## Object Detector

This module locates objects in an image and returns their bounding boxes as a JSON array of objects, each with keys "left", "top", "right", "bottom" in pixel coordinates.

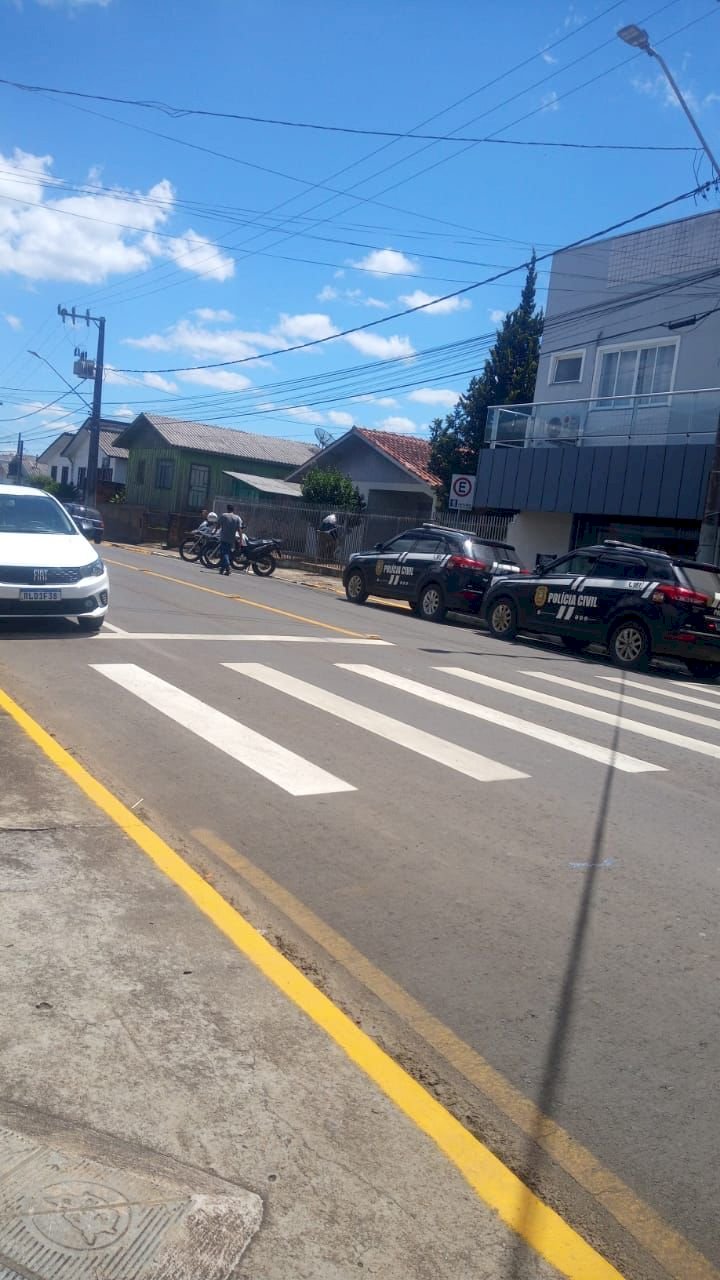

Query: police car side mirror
[{"left": 374, "top": 542, "right": 383, "bottom": 551}]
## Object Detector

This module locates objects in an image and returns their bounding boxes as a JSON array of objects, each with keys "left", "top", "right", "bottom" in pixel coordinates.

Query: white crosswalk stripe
[
  {"left": 599, "top": 675, "right": 720, "bottom": 711},
  {"left": 338, "top": 665, "right": 662, "bottom": 774},
  {"left": 441, "top": 668, "right": 720, "bottom": 762},
  {"left": 224, "top": 662, "right": 527, "bottom": 784},
  {"left": 522, "top": 670, "right": 720, "bottom": 732},
  {"left": 91, "top": 663, "right": 355, "bottom": 797}
]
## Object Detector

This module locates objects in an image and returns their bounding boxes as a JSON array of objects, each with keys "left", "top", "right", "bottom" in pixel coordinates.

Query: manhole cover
[{"left": 0, "top": 1125, "right": 262, "bottom": 1278}]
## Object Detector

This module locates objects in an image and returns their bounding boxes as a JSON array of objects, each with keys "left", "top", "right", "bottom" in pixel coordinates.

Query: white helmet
[{"left": 207, "top": 511, "right": 218, "bottom": 522}]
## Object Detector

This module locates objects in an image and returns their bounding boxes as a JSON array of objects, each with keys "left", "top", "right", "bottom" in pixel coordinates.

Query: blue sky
[{"left": 1, "top": 0, "right": 719, "bottom": 456}]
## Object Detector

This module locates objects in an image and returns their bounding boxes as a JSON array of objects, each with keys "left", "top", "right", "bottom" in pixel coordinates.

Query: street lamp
[{"left": 617, "top": 24, "right": 720, "bottom": 180}]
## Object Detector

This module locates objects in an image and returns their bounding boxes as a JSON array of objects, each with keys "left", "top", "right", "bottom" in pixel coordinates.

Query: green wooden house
[{"left": 115, "top": 414, "right": 316, "bottom": 514}]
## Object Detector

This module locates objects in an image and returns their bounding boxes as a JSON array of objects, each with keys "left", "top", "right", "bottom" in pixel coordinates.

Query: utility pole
[
  {"left": 15, "top": 433, "right": 23, "bottom": 486},
  {"left": 58, "top": 305, "right": 106, "bottom": 505}
]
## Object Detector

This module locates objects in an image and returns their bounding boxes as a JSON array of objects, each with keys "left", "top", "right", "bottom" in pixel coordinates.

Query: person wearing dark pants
[{"left": 217, "top": 504, "right": 243, "bottom": 576}]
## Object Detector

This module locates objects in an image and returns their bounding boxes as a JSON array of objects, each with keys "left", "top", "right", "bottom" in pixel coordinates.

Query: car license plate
[{"left": 19, "top": 589, "right": 61, "bottom": 602}]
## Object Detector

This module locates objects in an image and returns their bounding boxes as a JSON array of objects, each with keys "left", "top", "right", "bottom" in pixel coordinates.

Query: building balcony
[{"left": 486, "top": 388, "right": 720, "bottom": 449}]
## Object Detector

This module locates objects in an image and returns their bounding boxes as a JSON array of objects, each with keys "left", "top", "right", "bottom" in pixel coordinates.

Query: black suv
[
  {"left": 482, "top": 539, "right": 720, "bottom": 678},
  {"left": 343, "top": 524, "right": 524, "bottom": 622},
  {"left": 64, "top": 503, "right": 104, "bottom": 544}
]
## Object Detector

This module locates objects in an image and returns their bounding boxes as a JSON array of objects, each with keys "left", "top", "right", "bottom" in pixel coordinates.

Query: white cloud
[
  {"left": 104, "top": 364, "right": 177, "bottom": 393},
  {"left": 540, "top": 90, "right": 560, "bottom": 112},
  {"left": 318, "top": 283, "right": 390, "bottom": 310},
  {"left": 351, "top": 247, "right": 420, "bottom": 277},
  {"left": 380, "top": 415, "right": 423, "bottom": 434},
  {"left": 192, "top": 307, "right": 235, "bottom": 323},
  {"left": 317, "top": 284, "right": 337, "bottom": 302},
  {"left": 123, "top": 318, "right": 280, "bottom": 362},
  {"left": 399, "top": 288, "right": 471, "bottom": 316},
  {"left": 327, "top": 410, "right": 354, "bottom": 427},
  {"left": 345, "top": 331, "right": 415, "bottom": 359},
  {"left": 3, "top": 313, "right": 22, "bottom": 330},
  {"left": 407, "top": 388, "right": 458, "bottom": 407},
  {"left": 36, "top": 0, "right": 110, "bottom": 7},
  {"left": 277, "top": 312, "right": 338, "bottom": 342},
  {"left": 0, "top": 149, "right": 235, "bottom": 286},
  {"left": 178, "top": 368, "right": 253, "bottom": 392},
  {"left": 563, "top": 5, "right": 584, "bottom": 29},
  {"left": 630, "top": 72, "right": 719, "bottom": 115},
  {"left": 112, "top": 405, "right": 135, "bottom": 419},
  {"left": 142, "top": 372, "right": 178, "bottom": 393},
  {"left": 489, "top": 308, "right": 506, "bottom": 324},
  {"left": 541, "top": 48, "right": 557, "bottom": 64},
  {"left": 284, "top": 405, "right": 322, "bottom": 424},
  {"left": 353, "top": 394, "right": 398, "bottom": 407}
]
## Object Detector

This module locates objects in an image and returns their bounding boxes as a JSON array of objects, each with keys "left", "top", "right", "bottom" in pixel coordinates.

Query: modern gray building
[{"left": 476, "top": 208, "right": 720, "bottom": 567}]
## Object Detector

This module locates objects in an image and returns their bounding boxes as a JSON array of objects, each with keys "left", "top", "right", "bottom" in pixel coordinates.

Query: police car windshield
[
  {"left": 469, "top": 541, "right": 520, "bottom": 565},
  {"left": 682, "top": 565, "right": 720, "bottom": 598},
  {"left": 0, "top": 493, "right": 77, "bottom": 535}
]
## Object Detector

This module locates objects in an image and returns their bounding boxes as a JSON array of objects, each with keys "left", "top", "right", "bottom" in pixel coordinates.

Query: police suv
[
  {"left": 482, "top": 540, "right": 720, "bottom": 678},
  {"left": 343, "top": 523, "right": 524, "bottom": 622}
]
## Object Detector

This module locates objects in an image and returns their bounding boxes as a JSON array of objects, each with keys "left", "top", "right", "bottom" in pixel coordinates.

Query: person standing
[{"left": 217, "top": 504, "right": 243, "bottom": 576}]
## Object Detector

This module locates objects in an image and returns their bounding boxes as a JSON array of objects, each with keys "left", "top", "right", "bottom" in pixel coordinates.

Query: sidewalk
[{"left": 0, "top": 708, "right": 579, "bottom": 1279}]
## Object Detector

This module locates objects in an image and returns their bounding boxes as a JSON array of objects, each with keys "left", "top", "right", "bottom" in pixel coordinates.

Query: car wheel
[
  {"left": 345, "top": 570, "right": 368, "bottom": 604},
  {"left": 77, "top": 616, "right": 104, "bottom": 633},
  {"left": 94, "top": 535, "right": 103, "bottom": 544},
  {"left": 419, "top": 583, "right": 446, "bottom": 622},
  {"left": 685, "top": 660, "right": 720, "bottom": 681},
  {"left": 608, "top": 619, "right": 650, "bottom": 671},
  {"left": 488, "top": 596, "right": 518, "bottom": 640},
  {"left": 561, "top": 636, "right": 588, "bottom": 654}
]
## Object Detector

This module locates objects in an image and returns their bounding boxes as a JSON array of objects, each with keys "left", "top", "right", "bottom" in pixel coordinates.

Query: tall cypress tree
[{"left": 428, "top": 255, "right": 543, "bottom": 498}]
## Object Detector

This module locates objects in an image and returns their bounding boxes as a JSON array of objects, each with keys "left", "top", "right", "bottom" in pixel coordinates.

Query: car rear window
[
  {"left": 467, "top": 541, "right": 520, "bottom": 565},
  {"left": 0, "top": 493, "right": 77, "bottom": 535},
  {"left": 85, "top": 508, "right": 101, "bottom": 520},
  {"left": 681, "top": 565, "right": 720, "bottom": 599}
]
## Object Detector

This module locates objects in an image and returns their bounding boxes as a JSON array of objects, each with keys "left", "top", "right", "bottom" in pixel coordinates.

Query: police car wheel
[
  {"left": 685, "top": 660, "right": 720, "bottom": 681},
  {"left": 488, "top": 597, "right": 517, "bottom": 640},
  {"left": 345, "top": 570, "right": 368, "bottom": 604},
  {"left": 419, "top": 583, "right": 446, "bottom": 622},
  {"left": 608, "top": 619, "right": 650, "bottom": 670}
]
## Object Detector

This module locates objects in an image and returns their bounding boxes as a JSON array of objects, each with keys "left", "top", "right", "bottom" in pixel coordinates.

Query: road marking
[
  {"left": 193, "top": 826, "right": 717, "bottom": 1280},
  {"left": 338, "top": 666, "right": 662, "bottom": 774},
  {"left": 523, "top": 670, "right": 720, "bottom": 732},
  {"left": 102, "top": 620, "right": 128, "bottom": 635},
  {"left": 685, "top": 681, "right": 720, "bottom": 697},
  {"left": 91, "top": 663, "right": 354, "bottom": 797},
  {"left": 0, "top": 683, "right": 627, "bottom": 1280},
  {"left": 96, "top": 633, "right": 392, "bottom": 644},
  {"left": 103, "top": 557, "right": 379, "bottom": 638},
  {"left": 224, "top": 663, "right": 526, "bottom": 784},
  {"left": 599, "top": 675, "right": 720, "bottom": 710},
  {"left": 442, "top": 668, "right": 720, "bottom": 762}
]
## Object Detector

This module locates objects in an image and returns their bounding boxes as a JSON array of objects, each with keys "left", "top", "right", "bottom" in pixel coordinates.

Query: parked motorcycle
[
  {"left": 180, "top": 519, "right": 219, "bottom": 562},
  {"left": 233, "top": 535, "right": 282, "bottom": 576}
]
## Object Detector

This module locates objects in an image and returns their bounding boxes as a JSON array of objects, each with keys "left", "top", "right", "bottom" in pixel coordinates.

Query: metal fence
[{"left": 207, "top": 496, "right": 511, "bottom": 564}]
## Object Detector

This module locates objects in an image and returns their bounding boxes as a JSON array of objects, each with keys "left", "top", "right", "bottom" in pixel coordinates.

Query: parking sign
[{"left": 448, "top": 474, "right": 476, "bottom": 510}]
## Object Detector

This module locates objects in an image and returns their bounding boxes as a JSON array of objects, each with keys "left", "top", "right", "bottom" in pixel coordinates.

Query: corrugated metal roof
[
  {"left": 137, "top": 414, "right": 316, "bottom": 466},
  {"left": 223, "top": 471, "right": 303, "bottom": 497},
  {"left": 99, "top": 430, "right": 129, "bottom": 459}
]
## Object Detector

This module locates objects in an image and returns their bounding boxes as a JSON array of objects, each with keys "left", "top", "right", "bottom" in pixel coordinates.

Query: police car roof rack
[
  {"left": 422, "top": 522, "right": 509, "bottom": 541},
  {"left": 602, "top": 538, "right": 670, "bottom": 557}
]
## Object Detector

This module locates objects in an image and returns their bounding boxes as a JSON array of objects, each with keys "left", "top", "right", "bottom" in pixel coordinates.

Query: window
[
  {"left": 386, "top": 535, "right": 420, "bottom": 554},
  {"left": 50, "top": 465, "right": 57, "bottom": 480},
  {"left": 77, "top": 466, "right": 87, "bottom": 488},
  {"left": 61, "top": 466, "right": 69, "bottom": 485},
  {"left": 468, "top": 540, "right": 521, "bottom": 566},
  {"left": 595, "top": 555, "right": 648, "bottom": 580},
  {"left": 136, "top": 459, "right": 146, "bottom": 484},
  {"left": 546, "top": 552, "right": 598, "bottom": 577},
  {"left": 187, "top": 463, "right": 210, "bottom": 510},
  {"left": 594, "top": 341, "right": 677, "bottom": 408},
  {"left": 550, "top": 351, "right": 584, "bottom": 384},
  {"left": 154, "top": 458, "right": 175, "bottom": 490},
  {"left": 414, "top": 535, "right": 446, "bottom": 555}
]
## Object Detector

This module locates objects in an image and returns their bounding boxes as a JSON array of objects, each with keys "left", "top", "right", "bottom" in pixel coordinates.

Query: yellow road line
[
  {"left": 0, "top": 684, "right": 623, "bottom": 1280},
  {"left": 104, "top": 556, "right": 375, "bottom": 638},
  {"left": 195, "top": 829, "right": 717, "bottom": 1280}
]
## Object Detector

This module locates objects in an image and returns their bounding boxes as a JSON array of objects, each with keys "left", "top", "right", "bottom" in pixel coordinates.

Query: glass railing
[{"left": 486, "top": 388, "right": 720, "bottom": 448}]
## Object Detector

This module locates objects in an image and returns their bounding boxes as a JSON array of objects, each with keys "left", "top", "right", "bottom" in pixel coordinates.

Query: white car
[{"left": 0, "top": 485, "right": 109, "bottom": 631}]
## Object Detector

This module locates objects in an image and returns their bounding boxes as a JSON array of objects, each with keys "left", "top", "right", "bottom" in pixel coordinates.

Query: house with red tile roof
[{"left": 288, "top": 425, "right": 441, "bottom": 518}]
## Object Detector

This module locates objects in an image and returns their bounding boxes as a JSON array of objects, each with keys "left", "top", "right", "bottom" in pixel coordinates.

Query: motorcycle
[
  {"left": 233, "top": 535, "right": 282, "bottom": 576},
  {"left": 179, "top": 524, "right": 219, "bottom": 562}
]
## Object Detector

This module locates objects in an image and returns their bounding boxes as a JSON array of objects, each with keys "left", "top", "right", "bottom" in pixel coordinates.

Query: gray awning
[{"left": 223, "top": 471, "right": 304, "bottom": 498}]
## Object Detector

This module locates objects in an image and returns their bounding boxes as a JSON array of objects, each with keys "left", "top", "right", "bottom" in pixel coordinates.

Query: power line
[
  {"left": 0, "top": 75, "right": 696, "bottom": 153},
  {"left": 118, "top": 180, "right": 719, "bottom": 374}
]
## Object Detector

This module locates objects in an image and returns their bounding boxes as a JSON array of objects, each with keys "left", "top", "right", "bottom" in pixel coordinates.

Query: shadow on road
[{"left": 507, "top": 673, "right": 628, "bottom": 1279}]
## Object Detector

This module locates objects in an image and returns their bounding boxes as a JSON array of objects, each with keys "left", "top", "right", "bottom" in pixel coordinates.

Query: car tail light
[
  {"left": 651, "top": 584, "right": 709, "bottom": 607},
  {"left": 448, "top": 555, "right": 488, "bottom": 571}
]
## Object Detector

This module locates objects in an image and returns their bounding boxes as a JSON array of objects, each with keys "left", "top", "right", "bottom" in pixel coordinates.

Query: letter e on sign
[{"left": 449, "top": 474, "right": 476, "bottom": 510}]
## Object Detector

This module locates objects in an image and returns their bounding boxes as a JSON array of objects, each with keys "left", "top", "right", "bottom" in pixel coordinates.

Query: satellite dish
[{"left": 314, "top": 426, "right": 335, "bottom": 448}]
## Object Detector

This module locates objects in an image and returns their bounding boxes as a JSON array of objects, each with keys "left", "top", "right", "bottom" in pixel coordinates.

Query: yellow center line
[
  {"left": 194, "top": 828, "right": 718, "bottom": 1280},
  {"left": 0, "top": 681, "right": 624, "bottom": 1280},
  {"left": 104, "top": 556, "right": 378, "bottom": 639}
]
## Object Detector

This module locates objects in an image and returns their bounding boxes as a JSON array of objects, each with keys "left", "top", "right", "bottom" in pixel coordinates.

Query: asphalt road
[{"left": 1, "top": 547, "right": 718, "bottom": 1280}]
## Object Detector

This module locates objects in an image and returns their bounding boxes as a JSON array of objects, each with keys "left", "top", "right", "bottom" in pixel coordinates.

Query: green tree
[
  {"left": 30, "top": 474, "right": 77, "bottom": 502},
  {"left": 428, "top": 255, "right": 544, "bottom": 496},
  {"left": 300, "top": 466, "right": 364, "bottom": 510}
]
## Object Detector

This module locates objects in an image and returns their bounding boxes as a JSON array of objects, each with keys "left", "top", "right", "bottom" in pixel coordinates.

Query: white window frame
[
  {"left": 549, "top": 349, "right": 585, "bottom": 385},
  {"left": 590, "top": 337, "right": 679, "bottom": 409}
]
